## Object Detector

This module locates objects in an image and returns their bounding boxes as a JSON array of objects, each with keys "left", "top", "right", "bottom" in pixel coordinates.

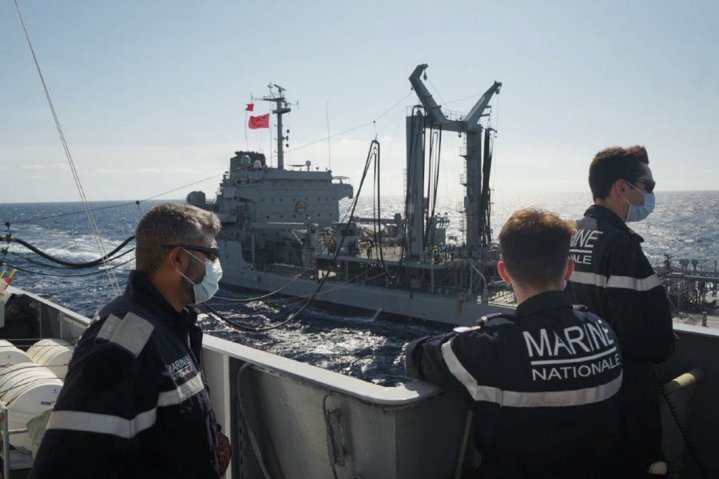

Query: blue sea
[{"left": 1, "top": 191, "right": 717, "bottom": 385}]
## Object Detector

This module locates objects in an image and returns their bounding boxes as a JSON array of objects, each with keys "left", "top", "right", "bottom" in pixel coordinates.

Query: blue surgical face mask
[
  {"left": 622, "top": 181, "right": 655, "bottom": 222},
  {"left": 178, "top": 250, "right": 223, "bottom": 304}
]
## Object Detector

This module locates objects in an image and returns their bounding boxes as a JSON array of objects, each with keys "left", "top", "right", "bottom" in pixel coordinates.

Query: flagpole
[
  {"left": 269, "top": 114, "right": 273, "bottom": 168},
  {"left": 326, "top": 102, "right": 331, "bottom": 172},
  {"left": 245, "top": 97, "right": 253, "bottom": 150}
]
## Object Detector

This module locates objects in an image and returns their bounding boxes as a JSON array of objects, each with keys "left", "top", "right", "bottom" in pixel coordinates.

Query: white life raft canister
[
  {"left": 27, "top": 339, "right": 74, "bottom": 379},
  {"left": 0, "top": 339, "right": 33, "bottom": 369},
  {"left": 0, "top": 363, "right": 62, "bottom": 452}
]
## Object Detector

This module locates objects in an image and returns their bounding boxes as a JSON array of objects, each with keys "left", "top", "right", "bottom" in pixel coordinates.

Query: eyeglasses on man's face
[
  {"left": 635, "top": 178, "right": 656, "bottom": 193},
  {"left": 162, "top": 244, "right": 220, "bottom": 262}
]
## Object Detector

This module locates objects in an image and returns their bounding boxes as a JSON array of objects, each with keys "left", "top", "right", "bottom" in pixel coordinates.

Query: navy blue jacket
[
  {"left": 566, "top": 205, "right": 675, "bottom": 363},
  {"left": 406, "top": 291, "right": 622, "bottom": 479},
  {"left": 30, "top": 271, "right": 222, "bottom": 479},
  {"left": 566, "top": 205, "right": 676, "bottom": 470}
]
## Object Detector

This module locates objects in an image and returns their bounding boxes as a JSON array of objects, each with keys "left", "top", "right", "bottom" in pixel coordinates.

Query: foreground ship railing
[{"left": 1, "top": 287, "right": 718, "bottom": 478}]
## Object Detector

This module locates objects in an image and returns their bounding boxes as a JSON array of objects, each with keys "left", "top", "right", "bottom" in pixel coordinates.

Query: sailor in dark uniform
[
  {"left": 406, "top": 208, "right": 623, "bottom": 479},
  {"left": 30, "top": 204, "right": 231, "bottom": 479},
  {"left": 567, "top": 145, "right": 675, "bottom": 477}
]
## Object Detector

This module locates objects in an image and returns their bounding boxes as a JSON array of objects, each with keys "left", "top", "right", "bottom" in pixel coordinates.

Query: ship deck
[{"left": 316, "top": 245, "right": 477, "bottom": 270}]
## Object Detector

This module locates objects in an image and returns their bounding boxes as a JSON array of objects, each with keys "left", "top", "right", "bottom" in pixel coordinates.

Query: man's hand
[{"left": 217, "top": 431, "right": 232, "bottom": 476}]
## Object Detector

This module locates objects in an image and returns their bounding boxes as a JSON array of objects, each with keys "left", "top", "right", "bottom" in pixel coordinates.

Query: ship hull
[
  {"left": 219, "top": 239, "right": 514, "bottom": 326},
  {"left": 221, "top": 270, "right": 513, "bottom": 326}
]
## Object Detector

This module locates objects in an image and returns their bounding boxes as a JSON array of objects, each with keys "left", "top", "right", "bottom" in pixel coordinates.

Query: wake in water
[{"left": 201, "top": 286, "right": 450, "bottom": 385}]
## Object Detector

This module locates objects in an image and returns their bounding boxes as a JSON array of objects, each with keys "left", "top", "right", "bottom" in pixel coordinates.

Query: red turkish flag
[
  {"left": 248, "top": 113, "right": 270, "bottom": 129},
  {"left": 245, "top": 103, "right": 254, "bottom": 112}
]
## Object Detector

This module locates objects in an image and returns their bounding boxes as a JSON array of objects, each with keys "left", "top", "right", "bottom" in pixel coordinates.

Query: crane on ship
[{"left": 406, "top": 64, "right": 502, "bottom": 258}]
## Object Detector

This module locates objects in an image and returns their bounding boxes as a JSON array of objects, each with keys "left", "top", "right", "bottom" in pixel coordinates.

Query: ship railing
[
  {"left": 406, "top": 105, "right": 464, "bottom": 122},
  {"left": 656, "top": 259, "right": 719, "bottom": 316},
  {"left": 0, "top": 399, "right": 34, "bottom": 477},
  {"left": 201, "top": 334, "right": 460, "bottom": 479},
  {"left": 265, "top": 263, "right": 313, "bottom": 277},
  {"left": 656, "top": 258, "right": 719, "bottom": 277}
]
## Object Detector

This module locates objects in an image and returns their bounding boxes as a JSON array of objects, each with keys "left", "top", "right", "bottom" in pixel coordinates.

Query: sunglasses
[
  {"left": 162, "top": 244, "right": 220, "bottom": 262},
  {"left": 635, "top": 178, "right": 656, "bottom": 193}
]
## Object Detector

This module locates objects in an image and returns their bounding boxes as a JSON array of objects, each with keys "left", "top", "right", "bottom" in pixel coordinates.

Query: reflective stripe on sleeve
[
  {"left": 440, "top": 338, "right": 622, "bottom": 407},
  {"left": 570, "top": 271, "right": 661, "bottom": 292},
  {"left": 606, "top": 274, "right": 661, "bottom": 291},
  {"left": 441, "top": 339, "right": 500, "bottom": 403},
  {"left": 108, "top": 313, "right": 154, "bottom": 358},
  {"left": 47, "top": 373, "right": 206, "bottom": 438},
  {"left": 158, "top": 372, "right": 205, "bottom": 407},
  {"left": 96, "top": 315, "right": 122, "bottom": 341},
  {"left": 46, "top": 408, "right": 157, "bottom": 439}
]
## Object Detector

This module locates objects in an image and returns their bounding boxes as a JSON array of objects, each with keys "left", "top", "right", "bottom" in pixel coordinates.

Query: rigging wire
[
  {"left": 427, "top": 77, "right": 447, "bottom": 106},
  {"left": 4, "top": 202, "right": 138, "bottom": 226},
  {"left": 425, "top": 126, "right": 434, "bottom": 247},
  {"left": 2, "top": 173, "right": 222, "bottom": 226},
  {"left": 211, "top": 264, "right": 314, "bottom": 303},
  {"left": 431, "top": 128, "right": 443, "bottom": 225},
  {"left": 283, "top": 122, "right": 372, "bottom": 156},
  {"left": 13, "top": 0, "right": 120, "bottom": 295},
  {"left": 373, "top": 91, "right": 414, "bottom": 126},
  {"left": 276, "top": 92, "right": 413, "bottom": 158},
  {"left": 424, "top": 127, "right": 443, "bottom": 248}
]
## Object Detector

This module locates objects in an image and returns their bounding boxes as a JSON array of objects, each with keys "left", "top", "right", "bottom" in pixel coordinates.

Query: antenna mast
[{"left": 261, "top": 84, "right": 291, "bottom": 170}]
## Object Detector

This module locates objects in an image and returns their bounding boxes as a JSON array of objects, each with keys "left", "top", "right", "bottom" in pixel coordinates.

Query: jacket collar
[
  {"left": 124, "top": 270, "right": 198, "bottom": 334},
  {"left": 584, "top": 204, "right": 643, "bottom": 242},
  {"left": 515, "top": 290, "right": 573, "bottom": 318}
]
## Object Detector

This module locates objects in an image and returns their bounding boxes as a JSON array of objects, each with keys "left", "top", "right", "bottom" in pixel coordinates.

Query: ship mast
[{"left": 261, "top": 84, "right": 291, "bottom": 170}]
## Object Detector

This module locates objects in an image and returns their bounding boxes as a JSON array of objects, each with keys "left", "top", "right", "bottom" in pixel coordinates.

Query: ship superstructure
[{"left": 199, "top": 150, "right": 353, "bottom": 268}]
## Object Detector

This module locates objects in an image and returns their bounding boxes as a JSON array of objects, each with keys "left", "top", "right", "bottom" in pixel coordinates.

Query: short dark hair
[
  {"left": 135, "top": 203, "right": 221, "bottom": 276},
  {"left": 589, "top": 145, "right": 649, "bottom": 199},
  {"left": 498, "top": 209, "right": 575, "bottom": 290}
]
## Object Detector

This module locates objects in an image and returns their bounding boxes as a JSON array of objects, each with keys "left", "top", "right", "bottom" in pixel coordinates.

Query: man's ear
[
  {"left": 564, "top": 258, "right": 575, "bottom": 282},
  {"left": 497, "top": 260, "right": 512, "bottom": 285},
  {"left": 612, "top": 178, "right": 627, "bottom": 197},
  {"left": 166, "top": 247, "right": 184, "bottom": 269}
]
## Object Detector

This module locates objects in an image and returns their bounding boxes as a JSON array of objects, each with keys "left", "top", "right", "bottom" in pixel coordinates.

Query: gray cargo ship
[{"left": 189, "top": 65, "right": 514, "bottom": 326}]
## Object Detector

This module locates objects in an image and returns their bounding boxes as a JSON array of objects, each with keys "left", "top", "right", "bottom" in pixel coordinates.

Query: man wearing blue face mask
[
  {"left": 567, "top": 146, "right": 675, "bottom": 479},
  {"left": 31, "top": 203, "right": 231, "bottom": 479}
]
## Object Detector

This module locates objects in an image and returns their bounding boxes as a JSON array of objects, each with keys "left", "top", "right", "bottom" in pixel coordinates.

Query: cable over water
[
  {"left": 13, "top": 0, "right": 120, "bottom": 294},
  {"left": 3, "top": 235, "right": 135, "bottom": 269}
]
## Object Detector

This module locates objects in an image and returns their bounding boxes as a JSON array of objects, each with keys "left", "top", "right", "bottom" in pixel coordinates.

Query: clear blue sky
[{"left": 1, "top": 0, "right": 717, "bottom": 203}]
